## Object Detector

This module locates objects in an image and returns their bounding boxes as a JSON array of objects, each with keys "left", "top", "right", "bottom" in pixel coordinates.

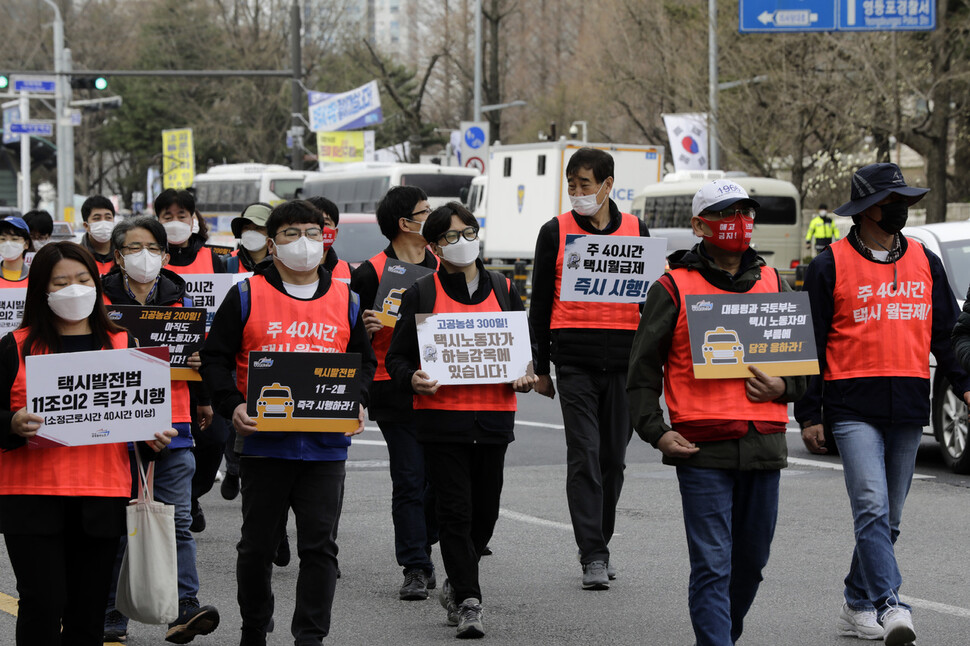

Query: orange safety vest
[
  {"left": 236, "top": 274, "right": 353, "bottom": 394},
  {"left": 413, "top": 273, "right": 517, "bottom": 412},
  {"left": 663, "top": 266, "right": 789, "bottom": 438},
  {"left": 825, "top": 238, "right": 933, "bottom": 380},
  {"left": 103, "top": 295, "right": 192, "bottom": 425},
  {"left": 0, "top": 328, "right": 132, "bottom": 497},
  {"left": 167, "top": 249, "right": 216, "bottom": 275},
  {"left": 550, "top": 212, "right": 642, "bottom": 330},
  {"left": 331, "top": 258, "right": 352, "bottom": 283},
  {"left": 94, "top": 258, "right": 115, "bottom": 276},
  {"left": 0, "top": 276, "right": 27, "bottom": 287}
]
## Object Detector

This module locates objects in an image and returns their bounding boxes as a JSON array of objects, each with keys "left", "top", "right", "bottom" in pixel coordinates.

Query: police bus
[
  {"left": 301, "top": 163, "right": 479, "bottom": 214},
  {"left": 631, "top": 171, "right": 804, "bottom": 269}
]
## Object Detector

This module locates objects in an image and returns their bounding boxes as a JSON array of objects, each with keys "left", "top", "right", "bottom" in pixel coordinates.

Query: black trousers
[
  {"left": 191, "top": 411, "right": 230, "bottom": 504},
  {"left": 423, "top": 441, "right": 507, "bottom": 604},
  {"left": 556, "top": 365, "right": 634, "bottom": 564},
  {"left": 237, "top": 457, "right": 344, "bottom": 645},
  {"left": 4, "top": 518, "right": 119, "bottom": 645}
]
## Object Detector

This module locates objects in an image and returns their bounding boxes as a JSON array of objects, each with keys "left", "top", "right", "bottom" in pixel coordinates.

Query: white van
[{"left": 631, "top": 171, "right": 804, "bottom": 268}]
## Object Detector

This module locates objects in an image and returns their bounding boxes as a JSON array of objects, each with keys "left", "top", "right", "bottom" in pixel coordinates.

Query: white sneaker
[
  {"left": 838, "top": 602, "right": 884, "bottom": 640},
  {"left": 881, "top": 606, "right": 916, "bottom": 646}
]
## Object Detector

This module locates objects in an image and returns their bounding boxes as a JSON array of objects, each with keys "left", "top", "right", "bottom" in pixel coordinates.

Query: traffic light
[
  {"left": 71, "top": 75, "right": 108, "bottom": 90},
  {"left": 0, "top": 75, "right": 8, "bottom": 90}
]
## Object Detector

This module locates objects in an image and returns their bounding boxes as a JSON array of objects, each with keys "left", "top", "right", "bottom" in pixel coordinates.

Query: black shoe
[
  {"left": 190, "top": 500, "right": 206, "bottom": 533},
  {"left": 399, "top": 568, "right": 430, "bottom": 600},
  {"left": 220, "top": 472, "right": 240, "bottom": 500},
  {"left": 480, "top": 545, "right": 493, "bottom": 556},
  {"left": 426, "top": 567, "right": 437, "bottom": 590},
  {"left": 104, "top": 609, "right": 129, "bottom": 642},
  {"left": 273, "top": 532, "right": 291, "bottom": 567},
  {"left": 336, "top": 565, "right": 342, "bottom": 579},
  {"left": 165, "top": 600, "right": 220, "bottom": 644}
]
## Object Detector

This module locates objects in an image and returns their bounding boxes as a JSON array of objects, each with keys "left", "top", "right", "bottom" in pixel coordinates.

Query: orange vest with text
[
  {"left": 664, "top": 266, "right": 789, "bottom": 437},
  {"left": 551, "top": 212, "right": 642, "bottom": 330},
  {"left": 0, "top": 328, "right": 132, "bottom": 497},
  {"left": 825, "top": 237, "right": 933, "bottom": 380},
  {"left": 236, "top": 274, "right": 353, "bottom": 393},
  {"left": 413, "top": 273, "right": 517, "bottom": 412},
  {"left": 168, "top": 249, "right": 215, "bottom": 275}
]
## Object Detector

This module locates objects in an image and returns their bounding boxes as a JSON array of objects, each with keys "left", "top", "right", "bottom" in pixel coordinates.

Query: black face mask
[{"left": 876, "top": 201, "right": 908, "bottom": 235}]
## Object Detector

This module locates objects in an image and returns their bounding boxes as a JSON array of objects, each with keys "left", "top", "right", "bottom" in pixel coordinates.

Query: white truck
[{"left": 479, "top": 140, "right": 664, "bottom": 262}]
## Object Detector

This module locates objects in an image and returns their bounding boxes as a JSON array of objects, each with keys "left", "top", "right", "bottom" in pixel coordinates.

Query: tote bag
[{"left": 115, "top": 449, "right": 179, "bottom": 624}]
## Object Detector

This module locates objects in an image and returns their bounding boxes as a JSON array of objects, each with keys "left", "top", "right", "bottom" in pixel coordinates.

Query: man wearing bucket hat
[
  {"left": 795, "top": 163, "right": 970, "bottom": 645},
  {"left": 628, "top": 178, "right": 807, "bottom": 646}
]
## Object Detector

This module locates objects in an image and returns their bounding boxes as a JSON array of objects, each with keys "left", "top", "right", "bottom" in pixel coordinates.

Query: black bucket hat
[{"left": 834, "top": 163, "right": 929, "bottom": 216}]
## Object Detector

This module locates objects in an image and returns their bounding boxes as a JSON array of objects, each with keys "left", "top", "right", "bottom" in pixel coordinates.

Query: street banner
[
  {"left": 663, "top": 113, "right": 709, "bottom": 172},
  {"left": 27, "top": 347, "right": 172, "bottom": 447},
  {"left": 316, "top": 130, "right": 375, "bottom": 163},
  {"left": 245, "top": 351, "right": 361, "bottom": 433},
  {"left": 105, "top": 305, "right": 207, "bottom": 380},
  {"left": 415, "top": 310, "right": 533, "bottom": 385},
  {"left": 161, "top": 128, "right": 195, "bottom": 189},
  {"left": 183, "top": 273, "right": 252, "bottom": 330},
  {"left": 684, "top": 292, "right": 819, "bottom": 378},
  {"left": 0, "top": 287, "right": 27, "bottom": 337},
  {"left": 308, "top": 80, "right": 383, "bottom": 132},
  {"left": 373, "top": 261, "right": 435, "bottom": 328},
  {"left": 560, "top": 235, "right": 666, "bottom": 303}
]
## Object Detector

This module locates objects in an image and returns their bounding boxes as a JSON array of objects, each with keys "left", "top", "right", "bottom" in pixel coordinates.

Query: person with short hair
[
  {"left": 306, "top": 196, "right": 352, "bottom": 283},
  {"left": 200, "top": 199, "right": 376, "bottom": 646},
  {"left": 80, "top": 195, "right": 118, "bottom": 275},
  {"left": 153, "top": 189, "right": 226, "bottom": 275},
  {"left": 796, "top": 163, "right": 970, "bottom": 645},
  {"left": 22, "top": 209, "right": 54, "bottom": 250},
  {"left": 0, "top": 217, "right": 33, "bottom": 285}
]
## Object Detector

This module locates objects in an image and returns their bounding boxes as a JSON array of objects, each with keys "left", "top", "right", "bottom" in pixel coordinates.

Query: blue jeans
[
  {"left": 830, "top": 420, "right": 922, "bottom": 615},
  {"left": 378, "top": 419, "right": 435, "bottom": 572},
  {"left": 677, "top": 466, "right": 780, "bottom": 646}
]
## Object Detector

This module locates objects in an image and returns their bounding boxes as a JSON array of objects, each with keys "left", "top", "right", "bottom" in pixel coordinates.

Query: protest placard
[
  {"left": 0, "top": 287, "right": 26, "bottom": 338},
  {"left": 245, "top": 351, "right": 361, "bottom": 433},
  {"left": 415, "top": 310, "right": 533, "bottom": 385},
  {"left": 183, "top": 272, "right": 251, "bottom": 330},
  {"left": 27, "top": 347, "right": 172, "bottom": 447},
  {"left": 373, "top": 261, "right": 434, "bottom": 328},
  {"left": 684, "top": 292, "right": 819, "bottom": 378},
  {"left": 105, "top": 304, "right": 206, "bottom": 380},
  {"left": 560, "top": 234, "right": 667, "bottom": 303}
]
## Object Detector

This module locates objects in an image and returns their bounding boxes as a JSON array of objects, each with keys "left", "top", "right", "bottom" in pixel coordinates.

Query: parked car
[{"left": 902, "top": 221, "right": 970, "bottom": 473}]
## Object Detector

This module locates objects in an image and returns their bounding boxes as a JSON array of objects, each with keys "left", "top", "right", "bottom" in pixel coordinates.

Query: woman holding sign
[
  {"left": 386, "top": 203, "right": 538, "bottom": 640},
  {"left": 0, "top": 241, "right": 174, "bottom": 646}
]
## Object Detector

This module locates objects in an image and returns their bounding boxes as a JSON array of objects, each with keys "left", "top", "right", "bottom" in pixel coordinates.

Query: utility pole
[
  {"left": 41, "top": 0, "right": 70, "bottom": 220},
  {"left": 290, "top": 1, "right": 303, "bottom": 171},
  {"left": 708, "top": 0, "right": 719, "bottom": 170},
  {"left": 473, "top": 0, "right": 482, "bottom": 122}
]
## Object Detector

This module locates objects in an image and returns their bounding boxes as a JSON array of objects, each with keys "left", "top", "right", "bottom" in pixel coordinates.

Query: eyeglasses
[
  {"left": 705, "top": 207, "right": 756, "bottom": 219},
  {"left": 122, "top": 243, "right": 164, "bottom": 255},
  {"left": 438, "top": 227, "right": 479, "bottom": 245},
  {"left": 276, "top": 227, "right": 324, "bottom": 242},
  {"left": 410, "top": 207, "right": 432, "bottom": 218}
]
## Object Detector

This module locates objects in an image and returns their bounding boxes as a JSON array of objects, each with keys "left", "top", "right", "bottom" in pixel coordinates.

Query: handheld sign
[
  {"left": 0, "top": 288, "right": 26, "bottom": 338},
  {"left": 183, "top": 273, "right": 252, "bottom": 330},
  {"left": 26, "top": 347, "right": 172, "bottom": 447},
  {"left": 415, "top": 311, "right": 533, "bottom": 385},
  {"left": 560, "top": 235, "right": 666, "bottom": 303},
  {"left": 373, "top": 261, "right": 435, "bottom": 328},
  {"left": 684, "top": 292, "right": 819, "bottom": 379},
  {"left": 245, "top": 351, "right": 361, "bottom": 433},
  {"left": 105, "top": 305, "right": 207, "bottom": 380}
]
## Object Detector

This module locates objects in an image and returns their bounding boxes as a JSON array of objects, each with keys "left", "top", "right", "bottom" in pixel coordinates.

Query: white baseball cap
[{"left": 691, "top": 179, "right": 760, "bottom": 217}]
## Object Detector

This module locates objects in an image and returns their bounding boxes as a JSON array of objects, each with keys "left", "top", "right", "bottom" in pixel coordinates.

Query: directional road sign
[
  {"left": 740, "top": 0, "right": 935, "bottom": 33},
  {"left": 10, "top": 121, "right": 54, "bottom": 137},
  {"left": 838, "top": 0, "right": 935, "bottom": 31},
  {"left": 11, "top": 75, "right": 57, "bottom": 94},
  {"left": 740, "top": 0, "right": 835, "bottom": 32}
]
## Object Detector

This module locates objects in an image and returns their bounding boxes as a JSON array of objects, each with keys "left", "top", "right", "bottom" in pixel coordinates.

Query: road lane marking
[
  {"left": 347, "top": 459, "right": 390, "bottom": 468},
  {"left": 0, "top": 592, "right": 16, "bottom": 616},
  {"left": 515, "top": 420, "right": 565, "bottom": 430},
  {"left": 351, "top": 439, "right": 388, "bottom": 446},
  {"left": 787, "top": 456, "right": 934, "bottom": 480},
  {"left": 499, "top": 508, "right": 572, "bottom": 531},
  {"left": 902, "top": 595, "right": 970, "bottom": 618}
]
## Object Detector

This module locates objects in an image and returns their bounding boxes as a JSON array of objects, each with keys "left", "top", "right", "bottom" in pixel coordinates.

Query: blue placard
[
  {"left": 2, "top": 105, "right": 21, "bottom": 145},
  {"left": 14, "top": 79, "right": 56, "bottom": 93},
  {"left": 740, "top": 0, "right": 935, "bottom": 32},
  {"left": 10, "top": 121, "right": 53, "bottom": 136},
  {"left": 838, "top": 0, "right": 935, "bottom": 31},
  {"left": 740, "top": 0, "right": 836, "bottom": 32}
]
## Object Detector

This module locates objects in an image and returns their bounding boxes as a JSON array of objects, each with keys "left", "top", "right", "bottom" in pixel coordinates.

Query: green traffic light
[
  {"left": 94, "top": 76, "right": 108, "bottom": 91},
  {"left": 0, "top": 75, "right": 8, "bottom": 90}
]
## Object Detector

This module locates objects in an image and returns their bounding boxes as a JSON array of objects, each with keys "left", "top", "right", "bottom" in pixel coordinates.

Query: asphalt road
[{"left": 2, "top": 383, "right": 970, "bottom": 645}]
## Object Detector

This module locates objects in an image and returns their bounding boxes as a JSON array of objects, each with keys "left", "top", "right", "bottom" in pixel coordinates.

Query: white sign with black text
[
  {"left": 560, "top": 234, "right": 666, "bottom": 303},
  {"left": 415, "top": 311, "right": 532, "bottom": 385},
  {"left": 183, "top": 272, "right": 252, "bottom": 330}
]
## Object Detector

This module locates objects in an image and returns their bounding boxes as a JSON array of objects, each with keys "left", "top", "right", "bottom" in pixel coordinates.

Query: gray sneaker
[
  {"left": 582, "top": 560, "right": 609, "bottom": 590},
  {"left": 607, "top": 560, "right": 616, "bottom": 580},
  {"left": 456, "top": 598, "right": 485, "bottom": 639},
  {"left": 881, "top": 606, "right": 916, "bottom": 646},
  {"left": 439, "top": 578, "right": 460, "bottom": 626},
  {"left": 837, "top": 602, "right": 884, "bottom": 640}
]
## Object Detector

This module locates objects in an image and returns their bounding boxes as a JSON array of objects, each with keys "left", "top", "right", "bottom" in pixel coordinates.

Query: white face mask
[
  {"left": 0, "top": 241, "right": 25, "bottom": 261},
  {"left": 88, "top": 219, "right": 115, "bottom": 243},
  {"left": 121, "top": 249, "right": 163, "bottom": 284},
  {"left": 162, "top": 220, "right": 192, "bottom": 245},
  {"left": 48, "top": 283, "right": 97, "bottom": 321},
  {"left": 275, "top": 236, "right": 323, "bottom": 272},
  {"left": 191, "top": 217, "right": 200, "bottom": 235},
  {"left": 439, "top": 237, "right": 480, "bottom": 268},
  {"left": 240, "top": 230, "right": 268, "bottom": 252},
  {"left": 32, "top": 239, "right": 48, "bottom": 251},
  {"left": 569, "top": 183, "right": 607, "bottom": 217}
]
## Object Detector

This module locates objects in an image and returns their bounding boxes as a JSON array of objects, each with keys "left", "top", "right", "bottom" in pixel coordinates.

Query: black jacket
[{"left": 168, "top": 234, "right": 227, "bottom": 272}]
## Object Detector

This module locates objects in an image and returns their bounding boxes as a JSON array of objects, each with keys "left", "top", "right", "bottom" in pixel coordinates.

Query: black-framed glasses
[
  {"left": 277, "top": 227, "right": 324, "bottom": 241},
  {"left": 438, "top": 227, "right": 479, "bottom": 245},
  {"left": 122, "top": 243, "right": 164, "bottom": 255},
  {"left": 410, "top": 207, "right": 432, "bottom": 218}
]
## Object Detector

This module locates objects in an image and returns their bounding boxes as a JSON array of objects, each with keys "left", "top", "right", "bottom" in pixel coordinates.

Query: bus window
[
  {"left": 269, "top": 178, "right": 304, "bottom": 201},
  {"left": 218, "top": 182, "right": 233, "bottom": 212},
  {"left": 750, "top": 196, "right": 797, "bottom": 225},
  {"left": 400, "top": 174, "right": 474, "bottom": 199}
]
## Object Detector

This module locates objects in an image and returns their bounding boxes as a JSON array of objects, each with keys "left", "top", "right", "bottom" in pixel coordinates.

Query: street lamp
[
  {"left": 481, "top": 100, "right": 526, "bottom": 113},
  {"left": 569, "top": 121, "right": 588, "bottom": 143}
]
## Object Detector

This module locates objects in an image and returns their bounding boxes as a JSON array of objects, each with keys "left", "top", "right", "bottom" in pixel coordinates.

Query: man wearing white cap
[{"left": 628, "top": 179, "right": 807, "bottom": 646}]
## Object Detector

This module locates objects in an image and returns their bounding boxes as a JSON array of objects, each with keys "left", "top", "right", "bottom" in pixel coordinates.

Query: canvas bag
[{"left": 115, "top": 449, "right": 179, "bottom": 624}]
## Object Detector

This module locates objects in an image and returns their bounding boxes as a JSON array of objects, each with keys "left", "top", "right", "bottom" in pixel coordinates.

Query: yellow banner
[
  {"left": 317, "top": 131, "right": 365, "bottom": 163},
  {"left": 161, "top": 128, "right": 195, "bottom": 189}
]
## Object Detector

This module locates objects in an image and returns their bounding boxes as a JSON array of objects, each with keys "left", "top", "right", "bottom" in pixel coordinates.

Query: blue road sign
[
  {"left": 2, "top": 105, "right": 21, "bottom": 145},
  {"left": 12, "top": 75, "right": 57, "bottom": 93},
  {"left": 464, "top": 126, "right": 486, "bottom": 149},
  {"left": 740, "top": 0, "right": 836, "bottom": 32},
  {"left": 838, "top": 0, "right": 935, "bottom": 31},
  {"left": 10, "top": 121, "right": 53, "bottom": 137}
]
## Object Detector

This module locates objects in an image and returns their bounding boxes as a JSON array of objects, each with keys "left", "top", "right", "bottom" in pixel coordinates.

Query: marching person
[
  {"left": 795, "top": 163, "right": 970, "bottom": 646},
  {"left": 306, "top": 196, "right": 352, "bottom": 282},
  {"left": 79, "top": 195, "right": 117, "bottom": 275},
  {"left": 350, "top": 186, "right": 440, "bottom": 600},
  {"left": 0, "top": 216, "right": 33, "bottom": 285},
  {"left": 101, "top": 216, "right": 220, "bottom": 644},
  {"left": 0, "top": 241, "right": 174, "bottom": 646},
  {"left": 23, "top": 209, "right": 54, "bottom": 250},
  {"left": 227, "top": 203, "right": 272, "bottom": 274},
  {"left": 200, "top": 199, "right": 375, "bottom": 646},
  {"left": 628, "top": 179, "right": 807, "bottom": 646},
  {"left": 528, "top": 147, "right": 649, "bottom": 589},
  {"left": 386, "top": 203, "right": 537, "bottom": 639}
]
